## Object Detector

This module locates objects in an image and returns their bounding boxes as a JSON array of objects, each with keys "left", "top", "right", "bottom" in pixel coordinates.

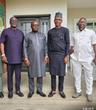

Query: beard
[
  {"left": 11, "top": 25, "right": 17, "bottom": 28},
  {"left": 32, "top": 30, "right": 38, "bottom": 32}
]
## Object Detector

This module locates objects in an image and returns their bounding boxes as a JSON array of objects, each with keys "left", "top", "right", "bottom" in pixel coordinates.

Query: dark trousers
[
  {"left": 51, "top": 75, "right": 64, "bottom": 92},
  {"left": 28, "top": 77, "right": 43, "bottom": 93},
  {"left": 7, "top": 64, "right": 22, "bottom": 92}
]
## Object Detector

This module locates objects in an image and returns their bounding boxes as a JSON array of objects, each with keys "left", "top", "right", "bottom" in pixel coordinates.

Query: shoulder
[
  {"left": 61, "top": 27, "right": 69, "bottom": 32},
  {"left": 2, "top": 27, "right": 10, "bottom": 32},
  {"left": 48, "top": 28, "right": 56, "bottom": 36},
  {"left": 48, "top": 28, "right": 55, "bottom": 33},
  {"left": 17, "top": 29, "right": 24, "bottom": 34},
  {"left": 1, "top": 28, "right": 10, "bottom": 36},
  {"left": 17, "top": 29, "right": 24, "bottom": 39},
  {"left": 85, "top": 28, "right": 93, "bottom": 33},
  {"left": 26, "top": 32, "right": 32, "bottom": 37},
  {"left": 85, "top": 28, "right": 96, "bottom": 35}
]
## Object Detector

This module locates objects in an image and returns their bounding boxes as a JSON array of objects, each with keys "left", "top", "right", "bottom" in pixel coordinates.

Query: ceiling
[{"left": 67, "top": 0, "right": 96, "bottom": 8}]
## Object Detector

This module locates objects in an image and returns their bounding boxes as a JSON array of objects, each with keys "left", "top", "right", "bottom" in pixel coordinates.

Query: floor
[{"left": 0, "top": 70, "right": 96, "bottom": 110}]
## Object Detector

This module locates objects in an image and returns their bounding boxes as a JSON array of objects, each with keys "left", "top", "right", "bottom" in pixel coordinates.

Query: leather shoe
[
  {"left": 8, "top": 92, "right": 13, "bottom": 99},
  {"left": 16, "top": 91, "right": 24, "bottom": 97},
  {"left": 59, "top": 91, "right": 66, "bottom": 98},
  {"left": 86, "top": 94, "right": 93, "bottom": 102},
  {"left": 27, "top": 92, "right": 34, "bottom": 98},
  {"left": 37, "top": 91, "right": 46, "bottom": 97},
  {"left": 72, "top": 92, "right": 82, "bottom": 98},
  {"left": 0, "top": 92, "right": 4, "bottom": 98},
  {"left": 48, "top": 91, "right": 56, "bottom": 97}
]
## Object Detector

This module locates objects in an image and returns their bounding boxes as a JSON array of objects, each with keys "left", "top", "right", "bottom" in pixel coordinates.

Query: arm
[
  {"left": 0, "top": 43, "right": 5, "bottom": 55},
  {"left": 69, "top": 34, "right": 75, "bottom": 55},
  {"left": 47, "top": 31, "right": 51, "bottom": 56},
  {"left": 69, "top": 46, "right": 74, "bottom": 55},
  {"left": 93, "top": 44, "right": 96, "bottom": 64},
  {"left": 47, "top": 31, "right": 51, "bottom": 63},
  {"left": 23, "top": 35, "right": 30, "bottom": 66},
  {"left": 44, "top": 34, "right": 48, "bottom": 64},
  {"left": 91, "top": 31, "right": 96, "bottom": 64},
  {"left": 65, "top": 28, "right": 70, "bottom": 57},
  {"left": 44, "top": 35, "right": 48, "bottom": 57},
  {"left": 0, "top": 30, "right": 8, "bottom": 63},
  {"left": 64, "top": 29, "right": 70, "bottom": 64},
  {"left": 0, "top": 43, "right": 8, "bottom": 63},
  {"left": 23, "top": 35, "right": 28, "bottom": 58}
]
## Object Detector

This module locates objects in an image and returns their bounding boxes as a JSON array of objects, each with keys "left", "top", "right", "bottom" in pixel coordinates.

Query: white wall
[
  {"left": 6, "top": 0, "right": 67, "bottom": 28},
  {"left": 68, "top": 8, "right": 96, "bottom": 34}
]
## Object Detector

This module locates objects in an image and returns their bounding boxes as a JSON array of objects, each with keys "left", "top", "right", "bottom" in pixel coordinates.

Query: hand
[
  {"left": 69, "top": 48, "right": 74, "bottom": 55},
  {"left": 24, "top": 58, "right": 30, "bottom": 66},
  {"left": 44, "top": 56, "right": 49, "bottom": 64},
  {"left": 2, "top": 56, "right": 8, "bottom": 63},
  {"left": 93, "top": 57, "right": 96, "bottom": 65},
  {"left": 64, "top": 55, "right": 69, "bottom": 64}
]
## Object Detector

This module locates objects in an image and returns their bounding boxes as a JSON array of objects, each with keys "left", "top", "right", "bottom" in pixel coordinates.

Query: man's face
[
  {"left": 78, "top": 18, "right": 87, "bottom": 31},
  {"left": 10, "top": 17, "right": 17, "bottom": 28},
  {"left": 31, "top": 21, "right": 39, "bottom": 32},
  {"left": 54, "top": 17, "right": 62, "bottom": 28}
]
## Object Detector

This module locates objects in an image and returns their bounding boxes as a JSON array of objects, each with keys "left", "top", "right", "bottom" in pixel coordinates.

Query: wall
[{"left": 6, "top": 0, "right": 67, "bottom": 28}]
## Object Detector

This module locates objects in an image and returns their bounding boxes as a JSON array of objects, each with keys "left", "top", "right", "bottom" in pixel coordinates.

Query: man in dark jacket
[
  {"left": 0, "top": 17, "right": 24, "bottom": 98},
  {"left": 48, "top": 12, "right": 70, "bottom": 98}
]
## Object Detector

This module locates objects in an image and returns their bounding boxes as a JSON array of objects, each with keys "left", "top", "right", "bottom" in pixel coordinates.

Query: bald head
[
  {"left": 77, "top": 17, "right": 87, "bottom": 31},
  {"left": 10, "top": 16, "right": 17, "bottom": 28},
  {"left": 31, "top": 19, "right": 40, "bottom": 32}
]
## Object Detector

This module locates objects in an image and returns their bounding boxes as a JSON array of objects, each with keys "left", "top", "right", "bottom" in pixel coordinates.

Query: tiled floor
[{"left": 0, "top": 70, "right": 96, "bottom": 110}]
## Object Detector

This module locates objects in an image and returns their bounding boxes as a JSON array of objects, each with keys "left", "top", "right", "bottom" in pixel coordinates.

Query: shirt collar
[{"left": 77, "top": 28, "right": 87, "bottom": 32}]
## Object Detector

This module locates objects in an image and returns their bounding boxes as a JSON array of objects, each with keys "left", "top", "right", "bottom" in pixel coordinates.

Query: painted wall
[{"left": 6, "top": 0, "right": 67, "bottom": 28}]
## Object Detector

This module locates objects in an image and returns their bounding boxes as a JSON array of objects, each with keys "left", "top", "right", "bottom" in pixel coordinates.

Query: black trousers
[
  {"left": 51, "top": 75, "right": 64, "bottom": 92},
  {"left": 7, "top": 64, "right": 22, "bottom": 92},
  {"left": 28, "top": 77, "right": 43, "bottom": 93}
]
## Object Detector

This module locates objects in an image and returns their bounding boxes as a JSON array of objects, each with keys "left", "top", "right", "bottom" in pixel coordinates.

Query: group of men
[{"left": 0, "top": 12, "right": 96, "bottom": 102}]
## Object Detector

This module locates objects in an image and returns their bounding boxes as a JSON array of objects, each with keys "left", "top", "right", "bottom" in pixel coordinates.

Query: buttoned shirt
[
  {"left": 0, "top": 28, "right": 24, "bottom": 64},
  {"left": 48, "top": 27, "right": 70, "bottom": 56},
  {"left": 71, "top": 28, "right": 96, "bottom": 62}
]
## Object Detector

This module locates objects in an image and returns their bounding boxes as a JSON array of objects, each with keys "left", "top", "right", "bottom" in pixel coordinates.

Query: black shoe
[
  {"left": 27, "top": 92, "right": 34, "bottom": 98},
  {"left": 48, "top": 91, "right": 56, "bottom": 97},
  {"left": 8, "top": 92, "right": 13, "bottom": 99},
  {"left": 37, "top": 91, "right": 46, "bottom": 97},
  {"left": 0, "top": 92, "right": 4, "bottom": 98},
  {"left": 16, "top": 91, "right": 24, "bottom": 97},
  {"left": 59, "top": 91, "right": 66, "bottom": 98}
]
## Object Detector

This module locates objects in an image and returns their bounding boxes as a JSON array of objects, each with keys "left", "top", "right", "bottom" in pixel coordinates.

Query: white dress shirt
[{"left": 71, "top": 28, "right": 96, "bottom": 63}]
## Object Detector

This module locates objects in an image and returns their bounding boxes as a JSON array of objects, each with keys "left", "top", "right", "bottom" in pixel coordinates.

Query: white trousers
[{"left": 71, "top": 59, "right": 93, "bottom": 95}]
